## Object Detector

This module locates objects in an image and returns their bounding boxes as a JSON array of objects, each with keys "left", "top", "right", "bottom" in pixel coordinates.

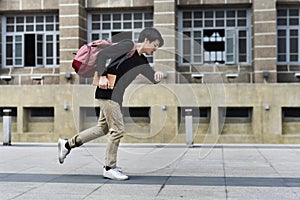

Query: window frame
[
  {"left": 88, "top": 11, "right": 153, "bottom": 42},
  {"left": 27, "top": 107, "right": 54, "bottom": 122},
  {"left": 87, "top": 11, "right": 154, "bottom": 63},
  {"left": 178, "top": 107, "right": 211, "bottom": 123},
  {"left": 122, "top": 107, "right": 151, "bottom": 123},
  {"left": 282, "top": 107, "right": 300, "bottom": 122},
  {"left": 220, "top": 107, "right": 252, "bottom": 123},
  {"left": 178, "top": 8, "right": 251, "bottom": 66},
  {"left": 277, "top": 8, "right": 300, "bottom": 65},
  {"left": 1, "top": 14, "right": 59, "bottom": 68}
]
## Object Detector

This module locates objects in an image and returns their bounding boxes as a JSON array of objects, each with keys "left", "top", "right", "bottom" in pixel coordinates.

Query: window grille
[
  {"left": 178, "top": 9, "right": 251, "bottom": 65},
  {"left": 2, "top": 14, "right": 59, "bottom": 68}
]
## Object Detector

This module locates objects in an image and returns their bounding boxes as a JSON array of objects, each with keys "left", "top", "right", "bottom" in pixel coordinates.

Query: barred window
[
  {"left": 178, "top": 9, "right": 251, "bottom": 65},
  {"left": 2, "top": 14, "right": 59, "bottom": 68}
]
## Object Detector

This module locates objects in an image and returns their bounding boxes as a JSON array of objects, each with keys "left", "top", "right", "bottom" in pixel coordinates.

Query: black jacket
[{"left": 95, "top": 40, "right": 157, "bottom": 105}]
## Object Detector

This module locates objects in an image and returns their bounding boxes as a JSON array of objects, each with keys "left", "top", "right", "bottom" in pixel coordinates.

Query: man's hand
[
  {"left": 99, "top": 76, "right": 110, "bottom": 89},
  {"left": 154, "top": 71, "right": 164, "bottom": 82}
]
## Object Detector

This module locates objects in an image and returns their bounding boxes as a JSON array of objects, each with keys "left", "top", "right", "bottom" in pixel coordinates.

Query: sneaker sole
[
  {"left": 58, "top": 139, "right": 64, "bottom": 164},
  {"left": 103, "top": 176, "right": 129, "bottom": 181},
  {"left": 103, "top": 172, "right": 129, "bottom": 181}
]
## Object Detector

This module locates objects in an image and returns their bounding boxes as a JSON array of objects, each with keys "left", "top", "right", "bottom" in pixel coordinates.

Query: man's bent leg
[
  {"left": 58, "top": 101, "right": 108, "bottom": 164},
  {"left": 68, "top": 125, "right": 106, "bottom": 148},
  {"left": 68, "top": 106, "right": 108, "bottom": 148}
]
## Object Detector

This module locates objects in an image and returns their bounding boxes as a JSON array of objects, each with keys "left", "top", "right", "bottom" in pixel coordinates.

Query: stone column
[
  {"left": 252, "top": 0, "right": 277, "bottom": 83},
  {"left": 153, "top": 0, "right": 177, "bottom": 83},
  {"left": 59, "top": 0, "right": 87, "bottom": 84}
]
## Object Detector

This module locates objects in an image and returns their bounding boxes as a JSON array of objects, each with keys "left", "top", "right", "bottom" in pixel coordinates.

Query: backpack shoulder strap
[{"left": 127, "top": 43, "right": 137, "bottom": 57}]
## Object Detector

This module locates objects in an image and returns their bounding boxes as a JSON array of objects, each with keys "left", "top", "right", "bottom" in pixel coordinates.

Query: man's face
[{"left": 144, "top": 39, "right": 160, "bottom": 55}]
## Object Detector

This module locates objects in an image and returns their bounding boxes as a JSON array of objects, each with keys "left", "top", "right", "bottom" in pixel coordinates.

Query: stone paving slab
[{"left": 0, "top": 143, "right": 300, "bottom": 199}]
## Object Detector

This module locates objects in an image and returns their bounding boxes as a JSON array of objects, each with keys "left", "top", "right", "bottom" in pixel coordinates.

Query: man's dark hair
[{"left": 138, "top": 27, "right": 164, "bottom": 47}]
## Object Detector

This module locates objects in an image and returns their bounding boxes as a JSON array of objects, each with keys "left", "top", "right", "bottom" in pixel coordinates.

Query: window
[
  {"left": 282, "top": 107, "right": 300, "bottom": 121},
  {"left": 122, "top": 107, "right": 150, "bottom": 123},
  {"left": 0, "top": 107, "right": 17, "bottom": 117},
  {"left": 2, "top": 14, "right": 59, "bottom": 68},
  {"left": 178, "top": 9, "right": 251, "bottom": 65},
  {"left": 178, "top": 107, "right": 210, "bottom": 123},
  {"left": 0, "top": 107, "right": 17, "bottom": 127},
  {"left": 82, "top": 107, "right": 99, "bottom": 118},
  {"left": 79, "top": 107, "right": 99, "bottom": 131},
  {"left": 25, "top": 107, "right": 54, "bottom": 123},
  {"left": 277, "top": 8, "right": 300, "bottom": 64},
  {"left": 89, "top": 11, "right": 153, "bottom": 41},
  {"left": 23, "top": 107, "right": 54, "bottom": 133},
  {"left": 179, "top": 107, "right": 210, "bottom": 118},
  {"left": 220, "top": 107, "right": 252, "bottom": 123},
  {"left": 177, "top": 107, "right": 210, "bottom": 134},
  {"left": 88, "top": 11, "right": 154, "bottom": 62},
  {"left": 30, "top": 107, "right": 54, "bottom": 118}
]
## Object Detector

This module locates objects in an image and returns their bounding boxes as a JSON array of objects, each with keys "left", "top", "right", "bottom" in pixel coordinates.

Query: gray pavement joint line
[
  {"left": 155, "top": 147, "right": 190, "bottom": 199},
  {"left": 2, "top": 164, "right": 45, "bottom": 199},
  {"left": 82, "top": 180, "right": 110, "bottom": 200},
  {"left": 9, "top": 173, "right": 63, "bottom": 200},
  {"left": 255, "top": 147, "right": 300, "bottom": 199},
  {"left": 9, "top": 183, "right": 42, "bottom": 200},
  {"left": 129, "top": 145, "right": 190, "bottom": 175},
  {"left": 82, "top": 143, "right": 191, "bottom": 175},
  {"left": 154, "top": 164, "right": 176, "bottom": 198},
  {"left": 1, "top": 165, "right": 35, "bottom": 179},
  {"left": 59, "top": 148, "right": 103, "bottom": 176},
  {"left": 221, "top": 145, "right": 229, "bottom": 200}
]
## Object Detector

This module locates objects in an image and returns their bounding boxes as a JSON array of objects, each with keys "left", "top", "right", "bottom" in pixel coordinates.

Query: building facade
[{"left": 1, "top": 0, "right": 300, "bottom": 144}]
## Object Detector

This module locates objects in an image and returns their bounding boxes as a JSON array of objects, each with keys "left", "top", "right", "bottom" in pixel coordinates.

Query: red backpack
[
  {"left": 72, "top": 40, "right": 113, "bottom": 78},
  {"left": 72, "top": 40, "right": 136, "bottom": 78}
]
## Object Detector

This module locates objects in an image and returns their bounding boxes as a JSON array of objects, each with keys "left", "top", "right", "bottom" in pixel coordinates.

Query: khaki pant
[{"left": 68, "top": 99, "right": 124, "bottom": 168}]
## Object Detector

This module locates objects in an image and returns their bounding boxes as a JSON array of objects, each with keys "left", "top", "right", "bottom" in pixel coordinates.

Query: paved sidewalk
[{"left": 0, "top": 143, "right": 300, "bottom": 200}]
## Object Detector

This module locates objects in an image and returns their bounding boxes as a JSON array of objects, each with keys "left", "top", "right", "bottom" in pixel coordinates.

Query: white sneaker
[
  {"left": 103, "top": 168, "right": 129, "bottom": 180},
  {"left": 114, "top": 167, "right": 122, "bottom": 172},
  {"left": 58, "top": 138, "right": 70, "bottom": 164}
]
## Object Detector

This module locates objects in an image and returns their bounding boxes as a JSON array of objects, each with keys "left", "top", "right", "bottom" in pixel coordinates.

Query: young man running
[{"left": 58, "top": 27, "right": 164, "bottom": 180}]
